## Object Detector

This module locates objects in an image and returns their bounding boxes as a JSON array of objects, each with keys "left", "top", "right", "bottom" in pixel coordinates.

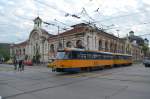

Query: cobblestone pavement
[{"left": 0, "top": 63, "right": 150, "bottom": 99}]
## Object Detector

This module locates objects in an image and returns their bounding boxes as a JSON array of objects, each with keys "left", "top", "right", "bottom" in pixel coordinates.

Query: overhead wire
[
  {"left": 34, "top": 0, "right": 68, "bottom": 14},
  {"left": 93, "top": 11, "right": 148, "bottom": 24}
]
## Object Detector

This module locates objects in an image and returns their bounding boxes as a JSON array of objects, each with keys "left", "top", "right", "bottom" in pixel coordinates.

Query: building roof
[
  {"left": 47, "top": 25, "right": 86, "bottom": 41},
  {"left": 13, "top": 28, "right": 54, "bottom": 47},
  {"left": 12, "top": 40, "right": 28, "bottom": 48},
  {"left": 47, "top": 23, "right": 124, "bottom": 42},
  {"left": 30, "top": 28, "right": 53, "bottom": 37},
  {"left": 71, "top": 23, "right": 89, "bottom": 28},
  {"left": 128, "top": 35, "right": 144, "bottom": 46},
  {"left": 33, "top": 16, "right": 42, "bottom": 22},
  {"left": 59, "top": 26, "right": 85, "bottom": 36}
]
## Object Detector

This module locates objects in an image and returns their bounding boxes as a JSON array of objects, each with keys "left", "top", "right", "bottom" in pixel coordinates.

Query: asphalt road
[{"left": 0, "top": 63, "right": 150, "bottom": 99}]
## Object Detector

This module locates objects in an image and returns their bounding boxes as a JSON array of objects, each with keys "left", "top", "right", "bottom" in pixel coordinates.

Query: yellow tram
[{"left": 48, "top": 48, "right": 132, "bottom": 72}]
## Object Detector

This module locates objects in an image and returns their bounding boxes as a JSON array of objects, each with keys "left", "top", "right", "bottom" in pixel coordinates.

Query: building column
[{"left": 102, "top": 39, "right": 105, "bottom": 51}]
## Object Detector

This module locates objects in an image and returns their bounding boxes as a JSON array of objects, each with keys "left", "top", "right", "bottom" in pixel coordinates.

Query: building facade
[{"left": 10, "top": 17, "right": 143, "bottom": 63}]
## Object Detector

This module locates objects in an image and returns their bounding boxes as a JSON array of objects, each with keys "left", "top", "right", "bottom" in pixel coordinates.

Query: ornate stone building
[{"left": 10, "top": 17, "right": 143, "bottom": 63}]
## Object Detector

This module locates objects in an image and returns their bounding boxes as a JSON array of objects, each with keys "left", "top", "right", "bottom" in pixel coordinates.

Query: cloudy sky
[{"left": 0, "top": 0, "right": 150, "bottom": 43}]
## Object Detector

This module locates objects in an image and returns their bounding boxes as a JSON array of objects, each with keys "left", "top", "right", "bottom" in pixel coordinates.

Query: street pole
[
  {"left": 57, "top": 25, "right": 61, "bottom": 50},
  {"left": 116, "top": 29, "right": 120, "bottom": 53}
]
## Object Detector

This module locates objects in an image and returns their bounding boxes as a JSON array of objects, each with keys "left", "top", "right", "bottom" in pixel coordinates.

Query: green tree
[
  {"left": 142, "top": 44, "right": 149, "bottom": 56},
  {"left": 0, "top": 43, "right": 10, "bottom": 61}
]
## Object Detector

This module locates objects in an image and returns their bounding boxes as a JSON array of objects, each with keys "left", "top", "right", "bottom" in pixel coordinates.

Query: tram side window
[
  {"left": 103, "top": 54, "right": 110, "bottom": 60},
  {"left": 96, "top": 53, "right": 99, "bottom": 59},
  {"left": 108, "top": 55, "right": 112, "bottom": 59},
  {"left": 107, "top": 55, "right": 109, "bottom": 59},
  {"left": 72, "top": 51, "right": 78, "bottom": 59},
  {"left": 83, "top": 54, "right": 87, "bottom": 59},
  {"left": 104, "top": 55, "right": 107, "bottom": 59},
  {"left": 119, "top": 56, "right": 122, "bottom": 59},
  {"left": 119, "top": 56, "right": 121, "bottom": 59},
  {"left": 123, "top": 56, "right": 128, "bottom": 60},
  {"left": 115, "top": 55, "right": 119, "bottom": 59},
  {"left": 88, "top": 52, "right": 99, "bottom": 59},
  {"left": 120, "top": 55, "right": 130, "bottom": 60},
  {"left": 114, "top": 55, "right": 116, "bottom": 59},
  {"left": 98, "top": 54, "right": 102, "bottom": 59},
  {"left": 126, "top": 56, "right": 130, "bottom": 60},
  {"left": 87, "top": 53, "right": 91, "bottom": 59},
  {"left": 68, "top": 52, "right": 72, "bottom": 58},
  {"left": 94, "top": 54, "right": 99, "bottom": 59},
  {"left": 80, "top": 53, "right": 87, "bottom": 59},
  {"left": 76, "top": 52, "right": 82, "bottom": 59},
  {"left": 56, "top": 51, "right": 72, "bottom": 59},
  {"left": 64, "top": 52, "right": 72, "bottom": 59},
  {"left": 73, "top": 52, "right": 88, "bottom": 59},
  {"left": 122, "top": 56, "right": 124, "bottom": 59},
  {"left": 101, "top": 54, "right": 105, "bottom": 59}
]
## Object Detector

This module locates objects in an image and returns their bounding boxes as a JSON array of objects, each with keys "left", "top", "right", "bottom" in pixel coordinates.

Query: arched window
[
  {"left": 16, "top": 49, "right": 18, "bottom": 55},
  {"left": 19, "top": 49, "right": 21, "bottom": 55},
  {"left": 98, "top": 40, "right": 102, "bottom": 50},
  {"left": 105, "top": 41, "right": 108, "bottom": 51},
  {"left": 87, "top": 36, "right": 90, "bottom": 49},
  {"left": 23, "top": 48, "right": 25, "bottom": 55},
  {"left": 76, "top": 40, "right": 84, "bottom": 49},
  {"left": 58, "top": 42, "right": 63, "bottom": 49},
  {"left": 66, "top": 41, "right": 72, "bottom": 48},
  {"left": 34, "top": 46, "right": 36, "bottom": 54},
  {"left": 50, "top": 44, "right": 55, "bottom": 52},
  {"left": 114, "top": 44, "right": 117, "bottom": 53},
  {"left": 110, "top": 43, "right": 113, "bottom": 52}
]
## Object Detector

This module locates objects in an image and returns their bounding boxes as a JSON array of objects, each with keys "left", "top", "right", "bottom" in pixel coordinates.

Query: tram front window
[{"left": 56, "top": 51, "right": 71, "bottom": 59}]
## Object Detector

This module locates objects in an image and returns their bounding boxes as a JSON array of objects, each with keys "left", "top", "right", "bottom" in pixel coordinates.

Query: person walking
[
  {"left": 18, "top": 59, "right": 22, "bottom": 71},
  {"left": 13, "top": 57, "right": 17, "bottom": 70},
  {"left": 21, "top": 60, "right": 24, "bottom": 71}
]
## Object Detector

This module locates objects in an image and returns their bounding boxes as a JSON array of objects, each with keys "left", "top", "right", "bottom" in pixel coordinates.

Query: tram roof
[
  {"left": 58, "top": 48, "right": 132, "bottom": 56},
  {"left": 113, "top": 53, "right": 132, "bottom": 56}
]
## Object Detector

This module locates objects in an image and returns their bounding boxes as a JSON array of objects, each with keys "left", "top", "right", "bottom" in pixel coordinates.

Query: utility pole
[
  {"left": 57, "top": 25, "right": 61, "bottom": 49},
  {"left": 43, "top": 21, "right": 62, "bottom": 50},
  {"left": 116, "top": 29, "right": 120, "bottom": 53},
  {"left": 116, "top": 29, "right": 120, "bottom": 38}
]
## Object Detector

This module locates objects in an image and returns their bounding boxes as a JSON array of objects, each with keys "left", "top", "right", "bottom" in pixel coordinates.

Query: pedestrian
[
  {"left": 13, "top": 59, "right": 17, "bottom": 70},
  {"left": 18, "top": 59, "right": 22, "bottom": 71},
  {"left": 21, "top": 60, "right": 24, "bottom": 71}
]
